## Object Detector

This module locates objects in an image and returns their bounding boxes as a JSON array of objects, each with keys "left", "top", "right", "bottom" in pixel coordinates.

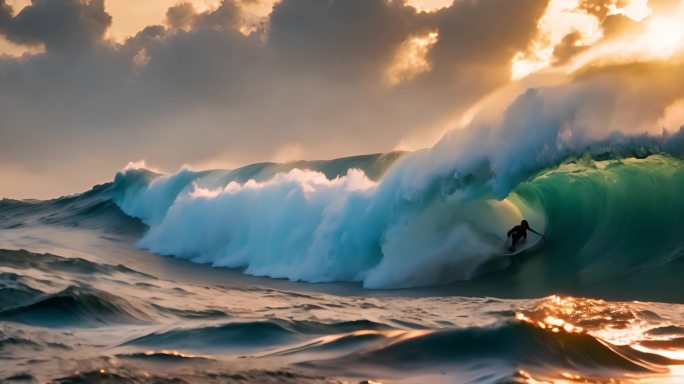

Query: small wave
[
  {"left": 265, "top": 332, "right": 390, "bottom": 358},
  {"left": 0, "top": 286, "right": 154, "bottom": 327},
  {"left": 0, "top": 249, "right": 155, "bottom": 280},
  {"left": 115, "top": 350, "right": 214, "bottom": 362},
  {"left": 0, "top": 336, "right": 41, "bottom": 350},
  {"left": 0, "top": 181, "right": 146, "bottom": 237},
  {"left": 3, "top": 373, "right": 35, "bottom": 382},
  {"left": 150, "top": 305, "right": 229, "bottom": 319},
  {"left": 125, "top": 319, "right": 392, "bottom": 352},
  {"left": 0, "top": 272, "right": 45, "bottom": 311},
  {"left": 126, "top": 321, "right": 301, "bottom": 351},
  {"left": 303, "top": 321, "right": 673, "bottom": 376},
  {"left": 51, "top": 367, "right": 340, "bottom": 384}
]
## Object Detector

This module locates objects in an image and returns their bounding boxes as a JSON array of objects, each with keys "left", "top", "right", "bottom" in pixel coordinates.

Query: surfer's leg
[{"left": 510, "top": 234, "right": 520, "bottom": 252}]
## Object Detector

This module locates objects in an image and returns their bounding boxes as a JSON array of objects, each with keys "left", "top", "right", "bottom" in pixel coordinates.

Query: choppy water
[{"left": 1, "top": 153, "right": 684, "bottom": 383}]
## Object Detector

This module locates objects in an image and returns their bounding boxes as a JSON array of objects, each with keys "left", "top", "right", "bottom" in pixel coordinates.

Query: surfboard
[
  {"left": 499, "top": 236, "right": 544, "bottom": 257},
  {"left": 472, "top": 233, "right": 545, "bottom": 277}
]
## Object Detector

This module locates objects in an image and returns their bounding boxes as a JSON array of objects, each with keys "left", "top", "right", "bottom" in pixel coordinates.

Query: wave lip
[{"left": 0, "top": 286, "right": 155, "bottom": 328}]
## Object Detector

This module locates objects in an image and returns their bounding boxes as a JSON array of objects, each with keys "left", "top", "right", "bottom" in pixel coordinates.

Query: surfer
[{"left": 507, "top": 220, "right": 544, "bottom": 252}]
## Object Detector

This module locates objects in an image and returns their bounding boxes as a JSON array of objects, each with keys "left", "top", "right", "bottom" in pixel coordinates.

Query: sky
[{"left": 0, "top": 0, "right": 683, "bottom": 199}]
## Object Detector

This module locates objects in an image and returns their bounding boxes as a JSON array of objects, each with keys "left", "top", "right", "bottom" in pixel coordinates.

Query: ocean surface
[{"left": 1, "top": 151, "right": 684, "bottom": 383}]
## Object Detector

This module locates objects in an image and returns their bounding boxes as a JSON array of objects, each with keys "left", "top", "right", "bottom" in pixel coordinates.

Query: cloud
[
  {"left": 165, "top": 2, "right": 197, "bottom": 31},
  {"left": 0, "top": 0, "right": 684, "bottom": 201},
  {"left": 0, "top": 0, "right": 111, "bottom": 52},
  {"left": 0, "top": 0, "right": 551, "bottom": 198},
  {"left": 552, "top": 31, "right": 588, "bottom": 65},
  {"left": 2, "top": 0, "right": 682, "bottom": 200}
]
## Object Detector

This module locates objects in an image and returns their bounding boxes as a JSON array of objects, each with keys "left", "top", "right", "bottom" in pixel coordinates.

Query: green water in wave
[{"left": 506, "top": 155, "right": 684, "bottom": 300}]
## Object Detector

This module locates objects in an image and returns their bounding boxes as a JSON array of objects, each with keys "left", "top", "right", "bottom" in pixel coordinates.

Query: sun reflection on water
[{"left": 516, "top": 295, "right": 684, "bottom": 383}]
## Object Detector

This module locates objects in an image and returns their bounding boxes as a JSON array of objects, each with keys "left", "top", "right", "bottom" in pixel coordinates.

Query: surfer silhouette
[{"left": 507, "top": 220, "right": 544, "bottom": 252}]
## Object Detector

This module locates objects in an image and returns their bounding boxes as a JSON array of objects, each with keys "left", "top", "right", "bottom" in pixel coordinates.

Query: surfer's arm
[{"left": 529, "top": 228, "right": 545, "bottom": 238}]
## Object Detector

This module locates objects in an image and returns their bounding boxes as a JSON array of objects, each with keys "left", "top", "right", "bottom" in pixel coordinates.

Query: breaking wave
[
  {"left": 109, "top": 136, "right": 684, "bottom": 292},
  {"left": 5, "top": 86, "right": 684, "bottom": 293}
]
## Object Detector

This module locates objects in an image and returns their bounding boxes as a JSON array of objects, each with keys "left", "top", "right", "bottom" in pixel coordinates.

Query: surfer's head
[{"left": 521, "top": 220, "right": 529, "bottom": 228}]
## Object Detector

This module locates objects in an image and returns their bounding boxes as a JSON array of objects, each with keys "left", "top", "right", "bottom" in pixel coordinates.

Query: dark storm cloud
[{"left": 0, "top": 0, "right": 549, "bottom": 198}]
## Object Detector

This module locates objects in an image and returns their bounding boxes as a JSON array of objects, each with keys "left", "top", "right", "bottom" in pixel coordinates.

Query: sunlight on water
[{"left": 517, "top": 295, "right": 684, "bottom": 383}]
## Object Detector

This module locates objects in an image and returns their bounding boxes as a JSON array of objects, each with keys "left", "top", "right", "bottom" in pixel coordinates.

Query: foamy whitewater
[
  {"left": 2, "top": 89, "right": 684, "bottom": 382},
  {"left": 113, "top": 87, "right": 684, "bottom": 292}
]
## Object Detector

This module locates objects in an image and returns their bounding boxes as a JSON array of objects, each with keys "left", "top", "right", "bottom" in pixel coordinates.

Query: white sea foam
[{"left": 114, "top": 84, "right": 684, "bottom": 288}]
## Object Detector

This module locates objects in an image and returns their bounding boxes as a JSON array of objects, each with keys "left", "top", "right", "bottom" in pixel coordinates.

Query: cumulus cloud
[
  {"left": 165, "top": 3, "right": 197, "bottom": 31},
  {"left": 0, "top": 0, "right": 548, "bottom": 198},
  {"left": 0, "top": 0, "right": 111, "bottom": 52}
]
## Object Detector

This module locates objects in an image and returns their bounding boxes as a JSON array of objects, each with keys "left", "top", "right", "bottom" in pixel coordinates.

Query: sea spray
[{"left": 111, "top": 85, "right": 684, "bottom": 289}]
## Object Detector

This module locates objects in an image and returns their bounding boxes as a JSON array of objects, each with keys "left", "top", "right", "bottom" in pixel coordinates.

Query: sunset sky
[{"left": 1, "top": 0, "right": 683, "bottom": 198}]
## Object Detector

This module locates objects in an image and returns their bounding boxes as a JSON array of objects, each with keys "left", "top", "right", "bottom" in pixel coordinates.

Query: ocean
[{"left": 1, "top": 150, "right": 683, "bottom": 383}]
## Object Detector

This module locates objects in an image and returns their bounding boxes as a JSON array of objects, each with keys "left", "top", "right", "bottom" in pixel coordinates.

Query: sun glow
[
  {"left": 511, "top": 0, "right": 669, "bottom": 80},
  {"left": 636, "top": 15, "right": 684, "bottom": 58},
  {"left": 512, "top": 0, "right": 603, "bottom": 79},
  {"left": 406, "top": 0, "right": 454, "bottom": 13},
  {"left": 607, "top": 0, "right": 652, "bottom": 21},
  {"left": 569, "top": 13, "right": 684, "bottom": 71},
  {"left": 386, "top": 31, "right": 439, "bottom": 85}
]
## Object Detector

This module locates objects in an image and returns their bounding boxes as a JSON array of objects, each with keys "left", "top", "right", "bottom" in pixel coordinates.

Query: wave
[
  {"left": 125, "top": 319, "right": 392, "bottom": 352},
  {"left": 0, "top": 285, "right": 155, "bottom": 327},
  {"left": 0, "top": 249, "right": 156, "bottom": 280},
  {"left": 52, "top": 367, "right": 336, "bottom": 384},
  {"left": 501, "top": 155, "right": 684, "bottom": 299},
  {"left": 113, "top": 152, "right": 405, "bottom": 226},
  {"left": 124, "top": 316, "right": 678, "bottom": 381},
  {"left": 108, "top": 150, "right": 684, "bottom": 295},
  {"left": 0, "top": 181, "right": 146, "bottom": 236},
  {"left": 115, "top": 351, "right": 214, "bottom": 362},
  {"left": 299, "top": 321, "right": 677, "bottom": 381},
  {"left": 4, "top": 123, "right": 684, "bottom": 295},
  {"left": 0, "top": 272, "right": 45, "bottom": 310},
  {"left": 121, "top": 299, "right": 682, "bottom": 380}
]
